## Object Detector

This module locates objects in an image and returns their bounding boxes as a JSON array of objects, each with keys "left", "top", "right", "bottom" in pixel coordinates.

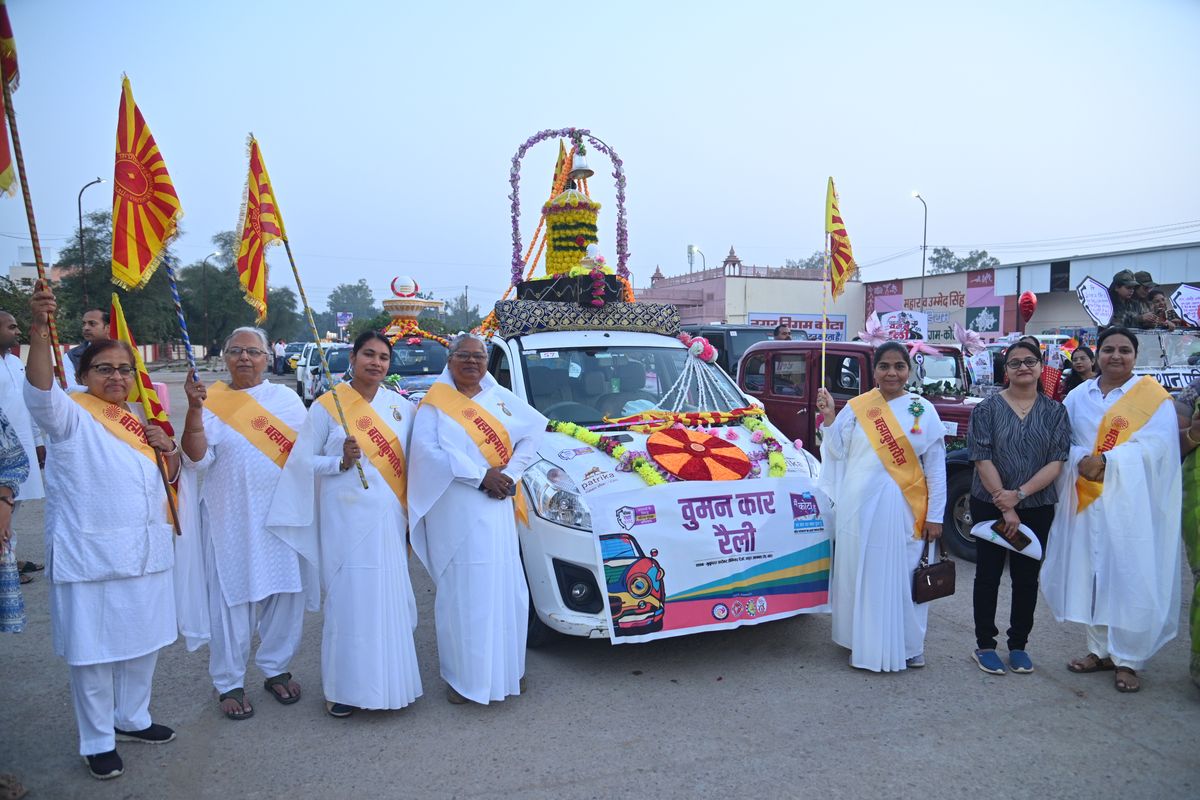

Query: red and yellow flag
[
  {"left": 0, "top": 0, "right": 18, "bottom": 196},
  {"left": 111, "top": 76, "right": 183, "bottom": 291},
  {"left": 109, "top": 293, "right": 174, "bottom": 437},
  {"left": 825, "top": 177, "right": 856, "bottom": 300},
  {"left": 234, "top": 136, "right": 285, "bottom": 322}
]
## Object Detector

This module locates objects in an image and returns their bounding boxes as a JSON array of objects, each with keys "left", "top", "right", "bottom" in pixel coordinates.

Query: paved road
[{"left": 2, "top": 369, "right": 1197, "bottom": 799}]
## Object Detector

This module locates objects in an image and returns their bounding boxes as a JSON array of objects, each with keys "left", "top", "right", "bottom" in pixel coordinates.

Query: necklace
[{"left": 1005, "top": 391, "right": 1035, "bottom": 417}]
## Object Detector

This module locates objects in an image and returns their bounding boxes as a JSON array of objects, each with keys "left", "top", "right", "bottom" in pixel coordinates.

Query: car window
[
  {"left": 489, "top": 347, "right": 512, "bottom": 391},
  {"left": 825, "top": 354, "right": 861, "bottom": 399},
  {"left": 326, "top": 348, "right": 351, "bottom": 373},
  {"left": 742, "top": 353, "right": 766, "bottom": 393},
  {"left": 389, "top": 341, "right": 448, "bottom": 375},
  {"left": 601, "top": 535, "right": 638, "bottom": 560},
  {"left": 771, "top": 354, "right": 806, "bottom": 397}
]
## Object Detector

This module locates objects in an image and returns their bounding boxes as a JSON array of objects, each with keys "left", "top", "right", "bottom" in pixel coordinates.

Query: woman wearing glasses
[
  {"left": 23, "top": 284, "right": 179, "bottom": 780},
  {"left": 177, "top": 329, "right": 310, "bottom": 721},
  {"left": 410, "top": 334, "right": 546, "bottom": 704},
  {"left": 966, "top": 341, "right": 1069, "bottom": 675},
  {"left": 269, "top": 331, "right": 423, "bottom": 718}
]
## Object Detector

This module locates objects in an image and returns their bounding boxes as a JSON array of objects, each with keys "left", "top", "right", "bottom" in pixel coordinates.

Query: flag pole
[
  {"left": 281, "top": 239, "right": 368, "bottom": 489},
  {"left": 163, "top": 263, "right": 197, "bottom": 376},
  {"left": 821, "top": 235, "right": 830, "bottom": 390},
  {"left": 2, "top": 79, "right": 65, "bottom": 387}
]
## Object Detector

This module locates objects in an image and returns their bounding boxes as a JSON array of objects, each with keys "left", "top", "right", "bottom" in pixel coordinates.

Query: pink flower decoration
[
  {"left": 724, "top": 429, "right": 739, "bottom": 441},
  {"left": 793, "top": 438, "right": 804, "bottom": 450},
  {"left": 751, "top": 431, "right": 765, "bottom": 443}
]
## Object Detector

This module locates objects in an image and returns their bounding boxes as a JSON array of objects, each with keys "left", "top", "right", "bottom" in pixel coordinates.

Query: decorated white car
[{"left": 487, "top": 127, "right": 833, "bottom": 644}]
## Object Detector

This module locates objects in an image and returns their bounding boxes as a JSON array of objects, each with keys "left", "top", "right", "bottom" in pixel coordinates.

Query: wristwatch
[{"left": 1015, "top": 488, "right": 1027, "bottom": 501}]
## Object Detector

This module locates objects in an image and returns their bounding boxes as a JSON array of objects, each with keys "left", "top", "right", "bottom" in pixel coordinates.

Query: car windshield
[
  {"left": 727, "top": 329, "right": 773, "bottom": 361},
  {"left": 285, "top": 342, "right": 304, "bottom": 355},
  {"left": 521, "top": 345, "right": 746, "bottom": 425},
  {"left": 908, "top": 352, "right": 967, "bottom": 392},
  {"left": 325, "top": 348, "right": 351, "bottom": 373},
  {"left": 390, "top": 342, "right": 448, "bottom": 375},
  {"left": 1134, "top": 330, "right": 1200, "bottom": 368},
  {"left": 601, "top": 536, "right": 638, "bottom": 560}
]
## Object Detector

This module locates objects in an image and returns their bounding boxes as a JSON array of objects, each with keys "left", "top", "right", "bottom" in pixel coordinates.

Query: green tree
[
  {"left": 53, "top": 210, "right": 182, "bottom": 344},
  {"left": 327, "top": 279, "right": 379, "bottom": 322},
  {"left": 347, "top": 311, "right": 392, "bottom": 341},
  {"left": 0, "top": 277, "right": 33, "bottom": 337},
  {"left": 928, "top": 247, "right": 1000, "bottom": 274},
  {"left": 786, "top": 249, "right": 858, "bottom": 279}
]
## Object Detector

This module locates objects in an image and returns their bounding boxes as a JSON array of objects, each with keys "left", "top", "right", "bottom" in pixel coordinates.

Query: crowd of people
[
  {"left": 815, "top": 328, "right": 1191, "bottom": 696},
  {"left": 2, "top": 285, "right": 546, "bottom": 782},
  {"left": 1107, "top": 269, "right": 1194, "bottom": 330},
  {"left": 0, "top": 282, "right": 1196, "bottom": 788}
]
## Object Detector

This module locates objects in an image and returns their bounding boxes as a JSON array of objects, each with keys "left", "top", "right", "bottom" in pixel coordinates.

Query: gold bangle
[{"left": 1187, "top": 428, "right": 1200, "bottom": 447}]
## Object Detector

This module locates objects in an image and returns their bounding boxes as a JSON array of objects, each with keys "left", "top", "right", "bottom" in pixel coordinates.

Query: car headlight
[
  {"left": 628, "top": 573, "right": 651, "bottom": 598},
  {"left": 524, "top": 459, "right": 592, "bottom": 531}
]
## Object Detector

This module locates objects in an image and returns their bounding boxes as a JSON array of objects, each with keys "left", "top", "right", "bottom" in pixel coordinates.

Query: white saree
[
  {"left": 409, "top": 370, "right": 546, "bottom": 704},
  {"left": 267, "top": 384, "right": 422, "bottom": 710},
  {"left": 819, "top": 393, "right": 947, "bottom": 672}
]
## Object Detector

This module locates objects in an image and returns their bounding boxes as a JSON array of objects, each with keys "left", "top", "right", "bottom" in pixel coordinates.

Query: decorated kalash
[
  {"left": 479, "top": 129, "right": 832, "bottom": 646},
  {"left": 378, "top": 276, "right": 449, "bottom": 399}
]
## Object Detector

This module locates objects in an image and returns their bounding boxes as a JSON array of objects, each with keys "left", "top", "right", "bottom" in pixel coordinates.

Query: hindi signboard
[
  {"left": 336, "top": 311, "right": 354, "bottom": 328},
  {"left": 585, "top": 478, "right": 832, "bottom": 644},
  {"left": 748, "top": 312, "right": 847, "bottom": 341}
]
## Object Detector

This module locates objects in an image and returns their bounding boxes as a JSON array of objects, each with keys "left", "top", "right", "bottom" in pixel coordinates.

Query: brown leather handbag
[{"left": 912, "top": 539, "right": 955, "bottom": 603}]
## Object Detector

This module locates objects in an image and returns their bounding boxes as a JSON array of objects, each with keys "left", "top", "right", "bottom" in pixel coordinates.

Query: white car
[{"left": 485, "top": 327, "right": 819, "bottom": 645}]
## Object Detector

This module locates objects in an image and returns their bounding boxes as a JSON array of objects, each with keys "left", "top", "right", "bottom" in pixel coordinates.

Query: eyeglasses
[
  {"left": 225, "top": 347, "right": 269, "bottom": 358},
  {"left": 1006, "top": 357, "right": 1040, "bottom": 369},
  {"left": 450, "top": 353, "right": 487, "bottom": 363},
  {"left": 89, "top": 364, "right": 135, "bottom": 377}
]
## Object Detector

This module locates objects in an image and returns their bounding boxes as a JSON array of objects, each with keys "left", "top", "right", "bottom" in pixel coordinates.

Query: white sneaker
[{"left": 906, "top": 654, "right": 926, "bottom": 668}]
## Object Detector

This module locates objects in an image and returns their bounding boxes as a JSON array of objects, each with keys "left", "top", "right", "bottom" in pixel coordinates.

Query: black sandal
[
  {"left": 217, "top": 688, "right": 254, "bottom": 720},
  {"left": 264, "top": 672, "right": 301, "bottom": 705}
]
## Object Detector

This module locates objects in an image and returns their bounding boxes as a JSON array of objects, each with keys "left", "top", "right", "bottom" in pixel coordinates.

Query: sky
[{"left": 2, "top": 0, "right": 1198, "bottom": 311}]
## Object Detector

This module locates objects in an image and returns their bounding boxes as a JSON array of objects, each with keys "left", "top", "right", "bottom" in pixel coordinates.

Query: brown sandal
[
  {"left": 1114, "top": 667, "right": 1141, "bottom": 693},
  {"left": 1067, "top": 653, "right": 1115, "bottom": 673}
]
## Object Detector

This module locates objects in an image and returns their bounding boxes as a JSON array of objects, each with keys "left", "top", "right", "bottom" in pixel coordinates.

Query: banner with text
[
  {"left": 586, "top": 478, "right": 832, "bottom": 644},
  {"left": 748, "top": 312, "right": 847, "bottom": 341}
]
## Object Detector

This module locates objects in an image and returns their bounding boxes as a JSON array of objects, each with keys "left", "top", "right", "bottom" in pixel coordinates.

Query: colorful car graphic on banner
[{"left": 600, "top": 533, "right": 666, "bottom": 636}]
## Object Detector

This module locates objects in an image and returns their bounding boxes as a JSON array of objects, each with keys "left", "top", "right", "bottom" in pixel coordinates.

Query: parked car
[
  {"left": 294, "top": 342, "right": 317, "bottom": 396},
  {"left": 737, "top": 339, "right": 981, "bottom": 560},
  {"left": 308, "top": 344, "right": 352, "bottom": 405},
  {"left": 680, "top": 324, "right": 779, "bottom": 377},
  {"left": 284, "top": 341, "right": 306, "bottom": 371}
]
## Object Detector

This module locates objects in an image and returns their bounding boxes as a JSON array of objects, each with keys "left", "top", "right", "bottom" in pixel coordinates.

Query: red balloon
[{"left": 1019, "top": 290, "right": 1037, "bottom": 322}]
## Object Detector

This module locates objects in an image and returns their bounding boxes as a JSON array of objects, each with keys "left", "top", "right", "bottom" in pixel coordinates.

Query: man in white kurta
[
  {"left": 0, "top": 313, "right": 46, "bottom": 530},
  {"left": 24, "top": 380, "right": 176, "bottom": 757},
  {"left": 1042, "top": 375, "right": 1182, "bottom": 673},
  {"left": 267, "top": 382, "right": 423, "bottom": 712},
  {"left": 410, "top": 369, "right": 546, "bottom": 704},
  {"left": 819, "top": 392, "right": 947, "bottom": 672},
  {"left": 178, "top": 373, "right": 311, "bottom": 713}
]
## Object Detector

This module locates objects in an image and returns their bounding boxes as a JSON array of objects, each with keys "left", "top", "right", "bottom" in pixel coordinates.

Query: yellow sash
[
  {"left": 205, "top": 382, "right": 296, "bottom": 469},
  {"left": 73, "top": 393, "right": 157, "bottom": 464},
  {"left": 1076, "top": 376, "right": 1169, "bottom": 512},
  {"left": 421, "top": 381, "right": 529, "bottom": 524},
  {"left": 848, "top": 389, "right": 928, "bottom": 539},
  {"left": 318, "top": 385, "right": 408, "bottom": 508}
]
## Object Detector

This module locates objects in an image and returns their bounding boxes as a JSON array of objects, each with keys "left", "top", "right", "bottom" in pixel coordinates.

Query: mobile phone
[{"left": 992, "top": 519, "right": 1031, "bottom": 550}]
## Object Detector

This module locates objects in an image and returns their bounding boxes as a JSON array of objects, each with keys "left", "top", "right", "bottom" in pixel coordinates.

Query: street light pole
[
  {"left": 912, "top": 191, "right": 928, "bottom": 302},
  {"left": 687, "top": 244, "right": 705, "bottom": 274},
  {"left": 76, "top": 177, "right": 105, "bottom": 306},
  {"left": 201, "top": 251, "right": 219, "bottom": 360}
]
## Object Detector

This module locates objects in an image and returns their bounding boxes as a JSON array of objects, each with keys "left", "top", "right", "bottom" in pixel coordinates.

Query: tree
[
  {"left": 0, "top": 277, "right": 33, "bottom": 337},
  {"left": 347, "top": 311, "right": 392, "bottom": 341},
  {"left": 327, "top": 280, "right": 379, "bottom": 322},
  {"left": 927, "top": 247, "right": 1000, "bottom": 274},
  {"left": 443, "top": 290, "right": 481, "bottom": 333},
  {"left": 786, "top": 248, "right": 859, "bottom": 279},
  {"left": 53, "top": 210, "right": 183, "bottom": 344}
]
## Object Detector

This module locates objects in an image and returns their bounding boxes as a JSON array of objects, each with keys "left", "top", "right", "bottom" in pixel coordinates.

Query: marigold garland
[
  {"left": 602, "top": 406, "right": 763, "bottom": 433},
  {"left": 387, "top": 319, "right": 451, "bottom": 349}
]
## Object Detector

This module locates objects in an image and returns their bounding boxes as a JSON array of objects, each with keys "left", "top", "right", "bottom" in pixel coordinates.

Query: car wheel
[
  {"left": 942, "top": 468, "right": 977, "bottom": 562},
  {"left": 526, "top": 596, "right": 558, "bottom": 648}
]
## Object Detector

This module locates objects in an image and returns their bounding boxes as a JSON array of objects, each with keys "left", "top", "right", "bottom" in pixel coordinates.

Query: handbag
[{"left": 912, "top": 538, "right": 955, "bottom": 604}]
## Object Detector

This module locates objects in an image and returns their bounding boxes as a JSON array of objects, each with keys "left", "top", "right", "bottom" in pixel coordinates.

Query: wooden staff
[
  {"left": 282, "top": 238, "right": 368, "bottom": 489},
  {"left": 2, "top": 77, "right": 65, "bottom": 387}
]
